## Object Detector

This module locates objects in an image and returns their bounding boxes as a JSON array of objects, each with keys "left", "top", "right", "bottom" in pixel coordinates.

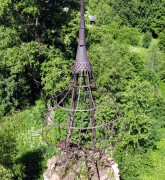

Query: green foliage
[
  {"left": 0, "top": 42, "right": 40, "bottom": 115},
  {"left": 0, "top": 41, "right": 72, "bottom": 116},
  {"left": 0, "top": 100, "right": 55, "bottom": 179},
  {"left": 0, "top": 164, "right": 13, "bottom": 180},
  {"left": 0, "top": 0, "right": 165, "bottom": 179},
  {"left": 88, "top": 24, "right": 140, "bottom": 47},
  {"left": 0, "top": 117, "right": 23, "bottom": 179},
  {"left": 141, "top": 129, "right": 165, "bottom": 180},
  {"left": 115, "top": 26, "right": 141, "bottom": 46},
  {"left": 142, "top": 32, "right": 152, "bottom": 48},
  {"left": 114, "top": 77, "right": 165, "bottom": 180},
  {"left": 111, "top": 0, "right": 165, "bottom": 36},
  {"left": 86, "top": 9, "right": 165, "bottom": 178},
  {"left": 159, "top": 81, "right": 165, "bottom": 97},
  {"left": 94, "top": 1, "right": 113, "bottom": 26},
  {"left": 111, "top": 0, "right": 139, "bottom": 27},
  {"left": 0, "top": 120, "right": 17, "bottom": 169},
  {"left": 88, "top": 25, "right": 142, "bottom": 93},
  {"left": 89, "top": 42, "right": 134, "bottom": 93},
  {"left": 158, "top": 30, "right": 165, "bottom": 51},
  {"left": 0, "top": 0, "right": 79, "bottom": 44},
  {"left": 146, "top": 41, "right": 165, "bottom": 79},
  {"left": 59, "top": 12, "right": 79, "bottom": 58},
  {"left": 0, "top": 26, "right": 21, "bottom": 49},
  {"left": 0, "top": 0, "right": 79, "bottom": 116},
  {"left": 41, "top": 48, "right": 72, "bottom": 96}
]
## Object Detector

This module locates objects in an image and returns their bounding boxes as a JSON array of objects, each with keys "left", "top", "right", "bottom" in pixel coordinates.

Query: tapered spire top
[{"left": 74, "top": 0, "right": 92, "bottom": 74}]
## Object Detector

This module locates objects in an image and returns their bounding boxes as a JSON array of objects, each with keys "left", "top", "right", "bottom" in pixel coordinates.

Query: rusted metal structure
[{"left": 43, "top": 0, "right": 124, "bottom": 173}]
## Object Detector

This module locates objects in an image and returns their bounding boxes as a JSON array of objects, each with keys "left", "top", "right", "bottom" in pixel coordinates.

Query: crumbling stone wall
[{"left": 43, "top": 150, "right": 120, "bottom": 180}]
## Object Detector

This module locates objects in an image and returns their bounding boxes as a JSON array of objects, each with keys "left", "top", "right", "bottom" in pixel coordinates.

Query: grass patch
[
  {"left": 140, "top": 129, "right": 165, "bottom": 180},
  {"left": 1, "top": 100, "right": 56, "bottom": 179},
  {"left": 159, "top": 81, "right": 165, "bottom": 98}
]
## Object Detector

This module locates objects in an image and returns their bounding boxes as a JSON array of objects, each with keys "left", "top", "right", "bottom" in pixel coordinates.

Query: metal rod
[
  {"left": 66, "top": 74, "right": 78, "bottom": 150},
  {"left": 86, "top": 72, "right": 96, "bottom": 148}
]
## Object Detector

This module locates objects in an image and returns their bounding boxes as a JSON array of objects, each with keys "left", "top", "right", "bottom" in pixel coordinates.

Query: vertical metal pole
[
  {"left": 66, "top": 74, "right": 78, "bottom": 149},
  {"left": 87, "top": 72, "right": 96, "bottom": 148}
]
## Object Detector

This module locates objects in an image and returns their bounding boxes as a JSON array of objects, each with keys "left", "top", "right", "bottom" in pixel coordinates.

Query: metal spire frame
[{"left": 42, "top": 0, "right": 125, "bottom": 166}]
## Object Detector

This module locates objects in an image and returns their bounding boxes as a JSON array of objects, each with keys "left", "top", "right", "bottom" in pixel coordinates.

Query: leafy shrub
[
  {"left": 0, "top": 41, "right": 72, "bottom": 116},
  {"left": 0, "top": 26, "right": 21, "bottom": 49},
  {"left": 0, "top": 101, "right": 56, "bottom": 179},
  {"left": 0, "top": 165, "right": 14, "bottom": 180},
  {"left": 0, "top": 119, "right": 23, "bottom": 179},
  {"left": 95, "top": 2, "right": 113, "bottom": 25},
  {"left": 114, "top": 77, "right": 164, "bottom": 180},
  {"left": 158, "top": 31, "right": 165, "bottom": 51},
  {"left": 142, "top": 32, "right": 152, "bottom": 48},
  {"left": 116, "top": 26, "right": 141, "bottom": 46}
]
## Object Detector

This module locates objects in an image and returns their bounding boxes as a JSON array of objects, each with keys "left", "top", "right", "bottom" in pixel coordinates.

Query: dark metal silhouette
[
  {"left": 42, "top": 1, "right": 125, "bottom": 178},
  {"left": 74, "top": 0, "right": 92, "bottom": 73}
]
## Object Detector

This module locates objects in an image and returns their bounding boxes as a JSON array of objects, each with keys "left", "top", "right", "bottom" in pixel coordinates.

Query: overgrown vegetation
[{"left": 0, "top": 0, "right": 165, "bottom": 179}]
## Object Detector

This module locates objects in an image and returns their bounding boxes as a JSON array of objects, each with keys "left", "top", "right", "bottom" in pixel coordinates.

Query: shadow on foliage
[{"left": 17, "top": 148, "right": 45, "bottom": 180}]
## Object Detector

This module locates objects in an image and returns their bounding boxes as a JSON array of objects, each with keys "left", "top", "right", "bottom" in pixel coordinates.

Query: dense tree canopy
[
  {"left": 87, "top": 0, "right": 165, "bottom": 36},
  {"left": 0, "top": 0, "right": 165, "bottom": 179}
]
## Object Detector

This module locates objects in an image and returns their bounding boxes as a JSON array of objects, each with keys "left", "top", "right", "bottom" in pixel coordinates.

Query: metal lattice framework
[{"left": 42, "top": 0, "right": 125, "bottom": 161}]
